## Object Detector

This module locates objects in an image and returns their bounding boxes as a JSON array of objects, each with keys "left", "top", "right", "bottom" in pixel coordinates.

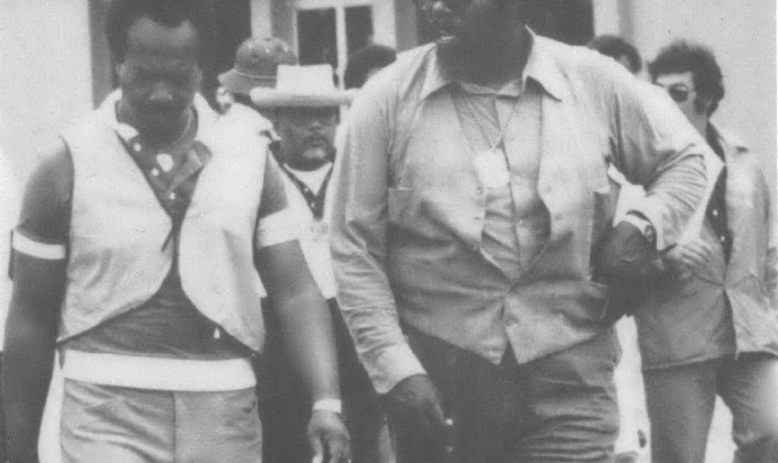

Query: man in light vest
[{"left": 2, "top": 1, "right": 350, "bottom": 462}]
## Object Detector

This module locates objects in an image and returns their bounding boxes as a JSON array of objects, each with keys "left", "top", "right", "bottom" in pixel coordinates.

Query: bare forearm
[
  {"left": 3, "top": 309, "right": 57, "bottom": 463},
  {"left": 272, "top": 288, "right": 340, "bottom": 402}
]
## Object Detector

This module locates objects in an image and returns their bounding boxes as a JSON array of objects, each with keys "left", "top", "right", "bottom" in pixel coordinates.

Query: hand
[
  {"left": 666, "top": 239, "right": 715, "bottom": 281},
  {"left": 595, "top": 221, "right": 656, "bottom": 281},
  {"left": 385, "top": 374, "right": 454, "bottom": 458},
  {"left": 308, "top": 410, "right": 351, "bottom": 463}
]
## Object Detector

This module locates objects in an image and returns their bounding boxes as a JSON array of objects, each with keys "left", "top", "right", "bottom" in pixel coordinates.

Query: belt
[{"left": 62, "top": 351, "right": 256, "bottom": 391}]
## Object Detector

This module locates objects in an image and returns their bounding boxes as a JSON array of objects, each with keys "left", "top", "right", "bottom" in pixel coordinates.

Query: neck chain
[{"left": 462, "top": 87, "right": 523, "bottom": 153}]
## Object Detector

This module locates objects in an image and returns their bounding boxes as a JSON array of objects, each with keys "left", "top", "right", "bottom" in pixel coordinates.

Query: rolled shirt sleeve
[
  {"left": 330, "top": 75, "right": 426, "bottom": 395},
  {"left": 608, "top": 79, "right": 711, "bottom": 249}
]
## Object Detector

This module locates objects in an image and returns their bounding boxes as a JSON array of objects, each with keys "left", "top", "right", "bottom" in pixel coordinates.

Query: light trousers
[
  {"left": 61, "top": 380, "right": 262, "bottom": 463},
  {"left": 644, "top": 354, "right": 778, "bottom": 463}
]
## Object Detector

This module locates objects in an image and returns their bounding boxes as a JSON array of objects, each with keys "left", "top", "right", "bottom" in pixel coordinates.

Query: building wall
[
  {"left": 622, "top": 0, "right": 777, "bottom": 187},
  {"left": 0, "top": 0, "right": 93, "bottom": 181}
]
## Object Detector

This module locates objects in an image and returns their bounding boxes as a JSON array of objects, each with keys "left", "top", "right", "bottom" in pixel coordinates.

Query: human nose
[{"left": 148, "top": 82, "right": 175, "bottom": 104}]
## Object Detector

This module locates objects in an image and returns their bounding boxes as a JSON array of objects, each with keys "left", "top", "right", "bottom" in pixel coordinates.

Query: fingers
[
  {"left": 327, "top": 431, "right": 351, "bottom": 463},
  {"left": 309, "top": 430, "right": 324, "bottom": 463},
  {"left": 672, "top": 240, "right": 715, "bottom": 270},
  {"left": 308, "top": 411, "right": 351, "bottom": 463}
]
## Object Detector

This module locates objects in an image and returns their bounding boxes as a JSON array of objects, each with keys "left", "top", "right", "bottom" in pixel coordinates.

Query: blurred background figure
[
  {"left": 344, "top": 44, "right": 396, "bottom": 90},
  {"left": 221, "top": 37, "right": 390, "bottom": 463},
  {"left": 588, "top": 35, "right": 643, "bottom": 75},
  {"left": 253, "top": 64, "right": 390, "bottom": 463},
  {"left": 635, "top": 40, "right": 778, "bottom": 463}
]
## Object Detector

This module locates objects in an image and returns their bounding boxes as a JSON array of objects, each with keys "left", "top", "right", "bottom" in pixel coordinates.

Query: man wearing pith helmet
[
  {"left": 219, "top": 36, "right": 297, "bottom": 116},
  {"left": 250, "top": 64, "right": 388, "bottom": 463},
  {"left": 2, "top": 1, "right": 350, "bottom": 462}
]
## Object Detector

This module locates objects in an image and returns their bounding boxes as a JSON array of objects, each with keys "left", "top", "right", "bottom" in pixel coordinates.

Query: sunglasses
[
  {"left": 663, "top": 84, "right": 693, "bottom": 104},
  {"left": 279, "top": 107, "right": 339, "bottom": 127}
]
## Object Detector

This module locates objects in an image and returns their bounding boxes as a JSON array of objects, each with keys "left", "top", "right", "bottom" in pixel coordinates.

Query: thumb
[{"left": 309, "top": 430, "right": 324, "bottom": 463}]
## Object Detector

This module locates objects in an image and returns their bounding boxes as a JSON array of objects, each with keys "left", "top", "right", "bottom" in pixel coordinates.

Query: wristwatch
[{"left": 622, "top": 213, "right": 657, "bottom": 247}]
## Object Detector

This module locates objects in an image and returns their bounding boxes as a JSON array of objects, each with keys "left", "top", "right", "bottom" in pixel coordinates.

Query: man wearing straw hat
[
  {"left": 3, "top": 2, "right": 350, "bottom": 462},
  {"left": 237, "top": 60, "right": 387, "bottom": 463}
]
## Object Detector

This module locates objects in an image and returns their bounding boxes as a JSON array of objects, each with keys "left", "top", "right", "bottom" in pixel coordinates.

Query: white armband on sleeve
[
  {"left": 312, "top": 398, "right": 342, "bottom": 415},
  {"left": 256, "top": 208, "right": 301, "bottom": 249},
  {"left": 12, "top": 232, "right": 66, "bottom": 260}
]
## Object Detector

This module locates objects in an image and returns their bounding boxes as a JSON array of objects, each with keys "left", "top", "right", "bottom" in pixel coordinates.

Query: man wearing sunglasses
[
  {"left": 331, "top": 1, "right": 713, "bottom": 462},
  {"left": 638, "top": 41, "right": 778, "bottom": 463}
]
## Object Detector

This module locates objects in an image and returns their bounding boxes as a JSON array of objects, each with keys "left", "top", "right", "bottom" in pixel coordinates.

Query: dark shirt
[{"left": 706, "top": 125, "right": 732, "bottom": 263}]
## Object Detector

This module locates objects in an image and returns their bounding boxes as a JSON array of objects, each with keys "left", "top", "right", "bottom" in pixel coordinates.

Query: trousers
[
  {"left": 60, "top": 379, "right": 262, "bottom": 463},
  {"left": 257, "top": 298, "right": 387, "bottom": 463},
  {"left": 644, "top": 354, "right": 778, "bottom": 463},
  {"left": 393, "top": 325, "right": 621, "bottom": 463}
]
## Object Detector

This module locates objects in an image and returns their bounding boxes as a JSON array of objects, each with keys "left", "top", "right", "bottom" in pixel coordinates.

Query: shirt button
[
  {"left": 720, "top": 236, "right": 726, "bottom": 242},
  {"left": 712, "top": 209, "right": 719, "bottom": 217},
  {"left": 474, "top": 216, "right": 482, "bottom": 224},
  {"left": 476, "top": 186, "right": 484, "bottom": 195},
  {"left": 151, "top": 168, "right": 160, "bottom": 177},
  {"left": 168, "top": 192, "right": 176, "bottom": 200},
  {"left": 133, "top": 142, "right": 142, "bottom": 152}
]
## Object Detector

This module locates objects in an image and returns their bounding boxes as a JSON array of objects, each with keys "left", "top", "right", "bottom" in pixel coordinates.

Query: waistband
[{"left": 62, "top": 351, "right": 256, "bottom": 391}]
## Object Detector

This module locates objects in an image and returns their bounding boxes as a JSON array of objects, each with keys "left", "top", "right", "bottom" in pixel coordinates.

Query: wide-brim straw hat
[
  {"left": 251, "top": 64, "right": 356, "bottom": 108},
  {"left": 219, "top": 37, "right": 298, "bottom": 95}
]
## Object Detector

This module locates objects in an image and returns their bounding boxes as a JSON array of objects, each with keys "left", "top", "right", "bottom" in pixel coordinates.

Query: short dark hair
[
  {"left": 587, "top": 35, "right": 642, "bottom": 74},
  {"left": 344, "top": 45, "right": 397, "bottom": 89},
  {"left": 649, "top": 40, "right": 725, "bottom": 115},
  {"left": 106, "top": 0, "right": 216, "bottom": 66}
]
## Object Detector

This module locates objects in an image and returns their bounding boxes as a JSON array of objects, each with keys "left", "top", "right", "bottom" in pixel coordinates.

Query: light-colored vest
[
  {"left": 60, "top": 97, "right": 270, "bottom": 352},
  {"left": 279, "top": 164, "right": 338, "bottom": 299}
]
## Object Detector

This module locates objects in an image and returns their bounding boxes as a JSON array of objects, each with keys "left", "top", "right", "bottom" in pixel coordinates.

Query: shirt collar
[
  {"left": 97, "top": 89, "right": 217, "bottom": 145},
  {"left": 709, "top": 122, "right": 750, "bottom": 154},
  {"left": 420, "top": 28, "right": 566, "bottom": 102}
]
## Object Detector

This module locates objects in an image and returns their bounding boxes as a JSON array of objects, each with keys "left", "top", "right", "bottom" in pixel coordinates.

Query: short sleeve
[
  {"left": 255, "top": 153, "right": 298, "bottom": 249},
  {"left": 13, "top": 141, "right": 72, "bottom": 261}
]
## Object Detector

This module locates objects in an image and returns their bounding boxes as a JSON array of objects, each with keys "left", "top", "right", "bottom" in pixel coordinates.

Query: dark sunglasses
[
  {"left": 665, "top": 85, "right": 692, "bottom": 104},
  {"left": 280, "top": 107, "right": 339, "bottom": 127}
]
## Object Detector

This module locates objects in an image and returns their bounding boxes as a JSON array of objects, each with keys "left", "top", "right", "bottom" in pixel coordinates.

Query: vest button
[
  {"left": 151, "top": 168, "right": 160, "bottom": 177},
  {"left": 168, "top": 192, "right": 177, "bottom": 200}
]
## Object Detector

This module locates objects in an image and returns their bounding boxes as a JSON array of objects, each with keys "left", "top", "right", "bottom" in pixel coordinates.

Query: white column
[
  {"left": 592, "top": 0, "right": 621, "bottom": 35},
  {"left": 371, "top": 0, "right": 397, "bottom": 48},
  {"left": 250, "top": 0, "right": 273, "bottom": 38}
]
